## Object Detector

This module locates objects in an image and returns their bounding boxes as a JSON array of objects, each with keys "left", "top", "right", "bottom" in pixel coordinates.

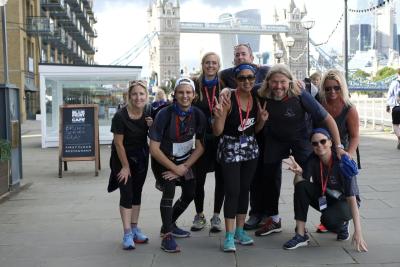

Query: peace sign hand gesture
[
  {"left": 257, "top": 100, "right": 269, "bottom": 122},
  {"left": 283, "top": 156, "right": 303, "bottom": 176},
  {"left": 213, "top": 96, "right": 224, "bottom": 119}
]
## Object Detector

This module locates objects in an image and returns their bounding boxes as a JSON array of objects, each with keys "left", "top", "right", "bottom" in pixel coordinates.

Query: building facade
[{"left": 0, "top": 0, "right": 97, "bottom": 120}]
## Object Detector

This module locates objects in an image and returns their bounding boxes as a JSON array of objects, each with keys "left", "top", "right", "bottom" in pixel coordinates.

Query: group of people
[{"left": 107, "top": 43, "right": 368, "bottom": 254}]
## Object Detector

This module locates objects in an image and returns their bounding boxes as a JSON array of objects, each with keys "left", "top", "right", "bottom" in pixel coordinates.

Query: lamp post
[
  {"left": 344, "top": 0, "right": 349, "bottom": 83},
  {"left": 274, "top": 49, "right": 283, "bottom": 63},
  {"left": 286, "top": 36, "right": 295, "bottom": 69},
  {"left": 256, "top": 52, "right": 262, "bottom": 65},
  {"left": 0, "top": 0, "right": 8, "bottom": 84},
  {"left": 301, "top": 17, "right": 315, "bottom": 77}
]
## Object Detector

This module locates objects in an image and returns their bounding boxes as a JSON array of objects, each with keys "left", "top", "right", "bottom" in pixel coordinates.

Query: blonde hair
[
  {"left": 258, "top": 64, "right": 300, "bottom": 98},
  {"left": 319, "top": 69, "right": 352, "bottom": 106},
  {"left": 155, "top": 89, "right": 166, "bottom": 101}
]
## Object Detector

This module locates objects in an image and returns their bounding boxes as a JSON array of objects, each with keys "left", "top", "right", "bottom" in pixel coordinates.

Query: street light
[
  {"left": 286, "top": 36, "right": 295, "bottom": 69},
  {"left": 274, "top": 49, "right": 283, "bottom": 63},
  {"left": 255, "top": 52, "right": 262, "bottom": 65},
  {"left": 0, "top": 0, "right": 8, "bottom": 84},
  {"left": 301, "top": 17, "right": 315, "bottom": 77}
]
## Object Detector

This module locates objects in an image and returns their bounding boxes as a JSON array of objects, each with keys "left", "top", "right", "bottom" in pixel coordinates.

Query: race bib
[{"left": 172, "top": 138, "right": 194, "bottom": 157}]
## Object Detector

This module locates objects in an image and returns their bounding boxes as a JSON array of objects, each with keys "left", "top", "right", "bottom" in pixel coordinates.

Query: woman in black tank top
[{"left": 212, "top": 63, "right": 268, "bottom": 252}]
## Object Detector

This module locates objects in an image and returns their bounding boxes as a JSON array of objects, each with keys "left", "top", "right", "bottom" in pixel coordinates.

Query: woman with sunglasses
[
  {"left": 212, "top": 63, "right": 268, "bottom": 252},
  {"left": 190, "top": 52, "right": 226, "bottom": 232},
  {"left": 254, "top": 64, "right": 345, "bottom": 238},
  {"left": 282, "top": 128, "right": 367, "bottom": 252},
  {"left": 108, "top": 81, "right": 153, "bottom": 250},
  {"left": 314, "top": 69, "right": 360, "bottom": 233},
  {"left": 149, "top": 77, "right": 206, "bottom": 253}
]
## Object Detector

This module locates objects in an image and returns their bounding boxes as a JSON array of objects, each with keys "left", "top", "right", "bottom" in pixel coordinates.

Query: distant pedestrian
[
  {"left": 149, "top": 77, "right": 206, "bottom": 253},
  {"left": 282, "top": 128, "right": 368, "bottom": 252},
  {"left": 152, "top": 88, "right": 169, "bottom": 110},
  {"left": 386, "top": 68, "right": 400, "bottom": 149},
  {"left": 108, "top": 81, "right": 153, "bottom": 250}
]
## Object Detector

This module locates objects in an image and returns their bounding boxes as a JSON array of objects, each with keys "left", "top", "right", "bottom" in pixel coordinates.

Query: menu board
[{"left": 59, "top": 104, "right": 99, "bottom": 177}]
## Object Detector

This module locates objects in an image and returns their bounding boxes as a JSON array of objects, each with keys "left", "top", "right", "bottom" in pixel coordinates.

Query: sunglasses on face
[
  {"left": 237, "top": 75, "right": 256, "bottom": 82},
  {"left": 324, "top": 86, "right": 341, "bottom": 92},
  {"left": 311, "top": 139, "right": 329, "bottom": 147}
]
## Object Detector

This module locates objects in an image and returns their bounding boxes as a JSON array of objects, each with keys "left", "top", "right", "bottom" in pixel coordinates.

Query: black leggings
[
  {"left": 294, "top": 180, "right": 352, "bottom": 232},
  {"left": 193, "top": 157, "right": 224, "bottom": 214},
  {"left": 152, "top": 158, "right": 196, "bottom": 234},
  {"left": 221, "top": 159, "right": 257, "bottom": 219},
  {"left": 262, "top": 161, "right": 283, "bottom": 217},
  {"left": 118, "top": 155, "right": 148, "bottom": 209}
]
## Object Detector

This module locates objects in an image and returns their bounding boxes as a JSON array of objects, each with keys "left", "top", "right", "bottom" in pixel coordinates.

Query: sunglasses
[
  {"left": 324, "top": 86, "right": 341, "bottom": 92},
  {"left": 311, "top": 139, "right": 329, "bottom": 147},
  {"left": 237, "top": 75, "right": 256, "bottom": 82}
]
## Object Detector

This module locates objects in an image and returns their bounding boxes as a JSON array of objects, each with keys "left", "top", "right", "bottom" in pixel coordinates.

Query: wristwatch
[{"left": 337, "top": 144, "right": 345, "bottom": 150}]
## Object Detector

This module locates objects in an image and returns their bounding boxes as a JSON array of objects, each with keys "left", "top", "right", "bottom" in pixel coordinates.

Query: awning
[{"left": 24, "top": 82, "right": 38, "bottom": 92}]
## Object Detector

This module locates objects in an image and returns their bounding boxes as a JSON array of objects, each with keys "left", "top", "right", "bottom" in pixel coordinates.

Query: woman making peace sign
[{"left": 212, "top": 63, "right": 268, "bottom": 252}]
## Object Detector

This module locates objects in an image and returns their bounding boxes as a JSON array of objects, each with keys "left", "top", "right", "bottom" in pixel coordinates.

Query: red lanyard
[
  {"left": 203, "top": 85, "right": 216, "bottom": 115},
  {"left": 319, "top": 156, "right": 333, "bottom": 196},
  {"left": 235, "top": 90, "right": 252, "bottom": 133},
  {"left": 175, "top": 114, "right": 191, "bottom": 141}
]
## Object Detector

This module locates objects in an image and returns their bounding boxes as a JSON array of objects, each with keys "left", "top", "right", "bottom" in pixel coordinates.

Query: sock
[
  {"left": 271, "top": 215, "right": 280, "bottom": 223},
  {"left": 131, "top": 223, "right": 138, "bottom": 229},
  {"left": 124, "top": 228, "right": 132, "bottom": 235}
]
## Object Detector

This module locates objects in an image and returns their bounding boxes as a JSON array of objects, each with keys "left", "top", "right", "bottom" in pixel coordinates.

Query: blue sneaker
[
  {"left": 172, "top": 224, "right": 191, "bottom": 238},
  {"left": 223, "top": 232, "right": 236, "bottom": 252},
  {"left": 122, "top": 232, "right": 135, "bottom": 250},
  {"left": 132, "top": 227, "right": 149, "bottom": 244},
  {"left": 234, "top": 228, "right": 254, "bottom": 245},
  {"left": 283, "top": 233, "right": 310, "bottom": 250},
  {"left": 337, "top": 221, "right": 350, "bottom": 241},
  {"left": 161, "top": 233, "right": 180, "bottom": 253}
]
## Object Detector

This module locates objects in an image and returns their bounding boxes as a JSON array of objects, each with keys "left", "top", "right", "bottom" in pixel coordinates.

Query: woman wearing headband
[
  {"left": 282, "top": 128, "right": 367, "bottom": 252},
  {"left": 213, "top": 63, "right": 268, "bottom": 252},
  {"left": 149, "top": 77, "right": 206, "bottom": 253},
  {"left": 108, "top": 81, "right": 153, "bottom": 250},
  {"left": 190, "top": 52, "right": 225, "bottom": 233}
]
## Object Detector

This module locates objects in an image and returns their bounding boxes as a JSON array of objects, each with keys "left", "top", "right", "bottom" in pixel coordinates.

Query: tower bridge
[{"left": 179, "top": 22, "right": 289, "bottom": 35}]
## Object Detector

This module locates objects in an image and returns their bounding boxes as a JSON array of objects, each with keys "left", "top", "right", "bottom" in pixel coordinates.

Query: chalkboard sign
[{"left": 59, "top": 104, "right": 99, "bottom": 177}]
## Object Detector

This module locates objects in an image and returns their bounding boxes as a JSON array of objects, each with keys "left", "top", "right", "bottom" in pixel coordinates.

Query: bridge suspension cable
[{"left": 109, "top": 32, "right": 158, "bottom": 66}]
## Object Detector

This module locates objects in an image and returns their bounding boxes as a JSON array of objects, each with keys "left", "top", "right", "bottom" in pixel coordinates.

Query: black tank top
[{"left": 223, "top": 91, "right": 258, "bottom": 137}]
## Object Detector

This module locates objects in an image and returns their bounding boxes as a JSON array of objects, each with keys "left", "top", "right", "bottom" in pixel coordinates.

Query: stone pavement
[{"left": 0, "top": 121, "right": 399, "bottom": 267}]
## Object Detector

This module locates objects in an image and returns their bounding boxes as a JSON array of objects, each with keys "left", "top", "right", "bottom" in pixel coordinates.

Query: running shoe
[
  {"left": 191, "top": 214, "right": 206, "bottom": 231},
  {"left": 210, "top": 215, "right": 222, "bottom": 233},
  {"left": 283, "top": 233, "right": 310, "bottom": 250},
  {"left": 122, "top": 232, "right": 135, "bottom": 250},
  {"left": 255, "top": 218, "right": 282, "bottom": 236},
  {"left": 132, "top": 227, "right": 149, "bottom": 244},
  {"left": 161, "top": 233, "right": 180, "bottom": 253}
]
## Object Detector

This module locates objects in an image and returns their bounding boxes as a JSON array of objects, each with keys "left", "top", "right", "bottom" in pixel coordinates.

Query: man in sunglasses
[{"left": 219, "top": 43, "right": 270, "bottom": 90}]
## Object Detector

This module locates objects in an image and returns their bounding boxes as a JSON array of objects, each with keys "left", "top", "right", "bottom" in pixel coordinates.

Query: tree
[
  {"left": 373, "top": 67, "right": 396, "bottom": 81},
  {"left": 352, "top": 69, "right": 370, "bottom": 80}
]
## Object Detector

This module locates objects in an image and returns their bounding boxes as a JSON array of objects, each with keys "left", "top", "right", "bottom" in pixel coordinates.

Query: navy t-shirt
[
  {"left": 149, "top": 105, "right": 206, "bottom": 162},
  {"left": 302, "top": 153, "right": 360, "bottom": 198},
  {"left": 264, "top": 90, "right": 327, "bottom": 141}
]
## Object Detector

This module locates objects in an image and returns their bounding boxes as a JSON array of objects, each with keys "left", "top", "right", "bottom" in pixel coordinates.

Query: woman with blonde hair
[
  {"left": 190, "top": 52, "right": 226, "bottom": 232},
  {"left": 253, "top": 64, "right": 346, "bottom": 237}
]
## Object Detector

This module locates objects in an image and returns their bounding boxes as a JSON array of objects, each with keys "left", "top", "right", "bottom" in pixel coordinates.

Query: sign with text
[{"left": 59, "top": 104, "right": 99, "bottom": 177}]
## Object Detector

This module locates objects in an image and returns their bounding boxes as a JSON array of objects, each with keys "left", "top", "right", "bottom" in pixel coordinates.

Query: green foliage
[
  {"left": 0, "top": 139, "right": 11, "bottom": 162},
  {"left": 352, "top": 69, "right": 370, "bottom": 80},
  {"left": 373, "top": 67, "right": 396, "bottom": 81}
]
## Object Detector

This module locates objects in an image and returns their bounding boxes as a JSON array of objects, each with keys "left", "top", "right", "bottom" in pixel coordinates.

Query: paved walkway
[{"left": 0, "top": 121, "right": 399, "bottom": 266}]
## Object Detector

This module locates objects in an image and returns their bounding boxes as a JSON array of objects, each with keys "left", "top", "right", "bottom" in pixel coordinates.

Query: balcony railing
[
  {"left": 26, "top": 17, "right": 51, "bottom": 35},
  {"left": 41, "top": 0, "right": 66, "bottom": 11}
]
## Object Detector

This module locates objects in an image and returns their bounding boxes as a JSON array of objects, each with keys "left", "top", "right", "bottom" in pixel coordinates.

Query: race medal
[
  {"left": 318, "top": 196, "right": 327, "bottom": 211},
  {"left": 240, "top": 135, "right": 248, "bottom": 148}
]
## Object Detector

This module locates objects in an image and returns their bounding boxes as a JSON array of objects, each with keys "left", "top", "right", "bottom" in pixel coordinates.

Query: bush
[
  {"left": 373, "top": 67, "right": 396, "bottom": 81},
  {"left": 0, "top": 139, "right": 11, "bottom": 162}
]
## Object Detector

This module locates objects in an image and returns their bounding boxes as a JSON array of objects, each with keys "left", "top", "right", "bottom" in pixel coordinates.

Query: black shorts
[{"left": 392, "top": 106, "right": 400, "bottom": 124}]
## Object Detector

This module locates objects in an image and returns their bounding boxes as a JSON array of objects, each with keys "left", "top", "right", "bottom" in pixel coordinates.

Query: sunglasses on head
[
  {"left": 237, "top": 75, "right": 256, "bottom": 82},
  {"left": 311, "top": 139, "right": 328, "bottom": 147},
  {"left": 324, "top": 86, "right": 341, "bottom": 92}
]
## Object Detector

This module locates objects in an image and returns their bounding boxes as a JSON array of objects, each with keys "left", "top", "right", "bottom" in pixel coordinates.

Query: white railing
[{"left": 351, "top": 96, "right": 391, "bottom": 129}]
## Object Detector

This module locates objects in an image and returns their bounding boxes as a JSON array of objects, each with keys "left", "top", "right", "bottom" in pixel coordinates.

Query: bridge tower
[
  {"left": 148, "top": 0, "right": 181, "bottom": 87},
  {"left": 276, "top": 0, "right": 308, "bottom": 80}
]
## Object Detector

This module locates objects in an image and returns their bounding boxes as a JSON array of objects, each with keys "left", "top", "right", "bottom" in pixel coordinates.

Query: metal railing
[{"left": 352, "top": 97, "right": 392, "bottom": 129}]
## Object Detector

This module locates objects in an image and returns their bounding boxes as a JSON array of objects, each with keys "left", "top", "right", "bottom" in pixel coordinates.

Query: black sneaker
[
  {"left": 337, "top": 221, "right": 350, "bottom": 241},
  {"left": 244, "top": 215, "right": 261, "bottom": 230},
  {"left": 283, "top": 233, "right": 310, "bottom": 250}
]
